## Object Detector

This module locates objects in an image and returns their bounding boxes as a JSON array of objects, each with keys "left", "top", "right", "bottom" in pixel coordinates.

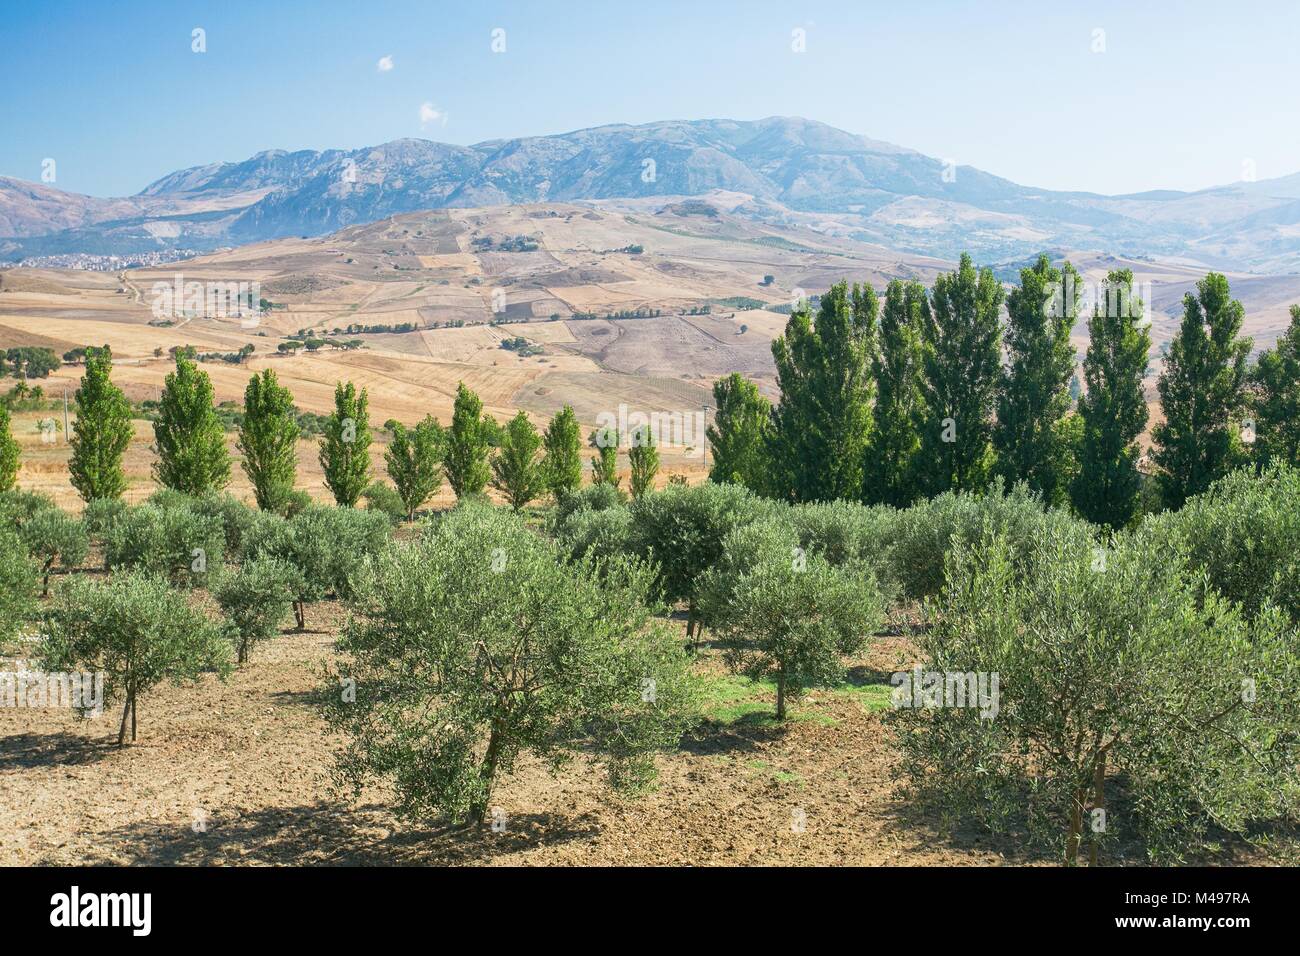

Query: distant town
[{"left": 0, "top": 249, "right": 212, "bottom": 271}]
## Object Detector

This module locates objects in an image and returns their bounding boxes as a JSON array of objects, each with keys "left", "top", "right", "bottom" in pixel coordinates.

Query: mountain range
[{"left": 4, "top": 116, "right": 1300, "bottom": 273}]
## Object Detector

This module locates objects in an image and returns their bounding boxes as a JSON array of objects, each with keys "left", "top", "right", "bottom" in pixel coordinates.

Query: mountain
[{"left": 3, "top": 116, "right": 1300, "bottom": 273}]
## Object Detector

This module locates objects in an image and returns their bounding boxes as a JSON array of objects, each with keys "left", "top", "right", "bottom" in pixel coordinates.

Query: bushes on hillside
[
  {"left": 891, "top": 526, "right": 1300, "bottom": 864},
  {"left": 0, "top": 528, "right": 37, "bottom": 646},
  {"left": 18, "top": 508, "right": 88, "bottom": 595},
  {"left": 41, "top": 571, "right": 231, "bottom": 745},
  {"left": 1140, "top": 462, "right": 1300, "bottom": 623},
  {"left": 243, "top": 505, "right": 391, "bottom": 629},
  {"left": 148, "top": 489, "right": 256, "bottom": 557},
  {"left": 104, "top": 503, "right": 225, "bottom": 587},
  {"left": 628, "top": 481, "right": 777, "bottom": 640},
  {"left": 214, "top": 557, "right": 301, "bottom": 663},
  {"left": 324, "top": 503, "right": 696, "bottom": 824},
  {"left": 884, "top": 480, "right": 1094, "bottom": 601}
]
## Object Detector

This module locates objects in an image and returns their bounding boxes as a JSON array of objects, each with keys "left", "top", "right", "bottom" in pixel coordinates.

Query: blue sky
[{"left": 3, "top": 0, "right": 1298, "bottom": 198}]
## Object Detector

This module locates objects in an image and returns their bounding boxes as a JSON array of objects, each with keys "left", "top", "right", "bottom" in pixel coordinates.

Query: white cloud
[
  {"left": 376, "top": 55, "right": 394, "bottom": 72},
  {"left": 419, "top": 102, "right": 448, "bottom": 127}
]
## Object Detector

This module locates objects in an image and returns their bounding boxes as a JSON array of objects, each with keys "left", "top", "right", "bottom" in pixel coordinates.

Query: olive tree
[
  {"left": 18, "top": 507, "right": 89, "bottom": 596},
  {"left": 214, "top": 556, "right": 301, "bottom": 664},
  {"left": 243, "top": 506, "right": 390, "bottom": 630},
  {"left": 629, "top": 481, "right": 775, "bottom": 642},
  {"left": 0, "top": 528, "right": 37, "bottom": 646},
  {"left": 41, "top": 571, "right": 231, "bottom": 745},
  {"left": 104, "top": 503, "right": 225, "bottom": 588},
  {"left": 324, "top": 503, "right": 696, "bottom": 825},
  {"left": 704, "top": 519, "right": 884, "bottom": 719},
  {"left": 890, "top": 526, "right": 1300, "bottom": 865}
]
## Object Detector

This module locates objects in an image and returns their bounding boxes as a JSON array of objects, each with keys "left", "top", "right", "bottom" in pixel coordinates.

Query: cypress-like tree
[
  {"left": 444, "top": 383, "right": 492, "bottom": 499},
  {"left": 541, "top": 405, "right": 583, "bottom": 498},
  {"left": 1248, "top": 304, "right": 1300, "bottom": 470},
  {"left": 490, "top": 411, "right": 545, "bottom": 511},
  {"left": 0, "top": 403, "right": 18, "bottom": 492},
  {"left": 918, "top": 253, "right": 1004, "bottom": 495},
  {"left": 1152, "top": 272, "right": 1252, "bottom": 509},
  {"left": 863, "top": 280, "right": 929, "bottom": 507},
  {"left": 993, "top": 255, "right": 1081, "bottom": 505},
  {"left": 319, "top": 381, "right": 372, "bottom": 507},
  {"left": 238, "top": 368, "right": 299, "bottom": 511},
  {"left": 590, "top": 427, "right": 620, "bottom": 488},
  {"left": 153, "top": 353, "right": 231, "bottom": 495},
  {"left": 1070, "top": 270, "right": 1151, "bottom": 529},
  {"left": 68, "top": 347, "right": 134, "bottom": 502},
  {"left": 706, "top": 373, "right": 771, "bottom": 491},
  {"left": 628, "top": 423, "right": 659, "bottom": 498},
  {"left": 385, "top": 416, "right": 444, "bottom": 520},
  {"left": 769, "top": 282, "right": 876, "bottom": 502}
]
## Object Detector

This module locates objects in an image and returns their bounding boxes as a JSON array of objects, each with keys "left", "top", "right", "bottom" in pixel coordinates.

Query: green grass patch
[{"left": 700, "top": 672, "right": 894, "bottom": 725}]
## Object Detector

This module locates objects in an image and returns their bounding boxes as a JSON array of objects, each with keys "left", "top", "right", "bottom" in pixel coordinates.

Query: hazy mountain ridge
[{"left": 3, "top": 116, "right": 1299, "bottom": 272}]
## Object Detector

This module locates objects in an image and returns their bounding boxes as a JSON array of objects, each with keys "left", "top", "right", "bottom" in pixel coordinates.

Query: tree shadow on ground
[
  {"left": 78, "top": 801, "right": 602, "bottom": 866},
  {"left": 680, "top": 716, "right": 789, "bottom": 757},
  {"left": 843, "top": 664, "right": 895, "bottom": 687},
  {"left": 0, "top": 730, "right": 120, "bottom": 769}
]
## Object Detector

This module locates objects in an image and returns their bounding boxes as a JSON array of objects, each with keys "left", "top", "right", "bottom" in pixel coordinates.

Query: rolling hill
[{"left": 5, "top": 117, "right": 1300, "bottom": 273}]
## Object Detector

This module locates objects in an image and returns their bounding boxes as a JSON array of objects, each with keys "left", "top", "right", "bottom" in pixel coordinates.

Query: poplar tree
[
  {"left": 0, "top": 403, "right": 18, "bottom": 493},
  {"left": 1070, "top": 270, "right": 1151, "bottom": 529},
  {"left": 385, "top": 416, "right": 445, "bottom": 520},
  {"left": 994, "top": 255, "right": 1081, "bottom": 505},
  {"left": 541, "top": 405, "right": 583, "bottom": 498},
  {"left": 238, "top": 368, "right": 299, "bottom": 511},
  {"left": 153, "top": 353, "right": 231, "bottom": 495},
  {"left": 628, "top": 423, "right": 660, "bottom": 498},
  {"left": 1248, "top": 304, "right": 1300, "bottom": 469},
  {"left": 918, "top": 253, "right": 1004, "bottom": 495},
  {"left": 444, "top": 382, "right": 492, "bottom": 499},
  {"left": 490, "top": 411, "right": 544, "bottom": 511},
  {"left": 69, "top": 346, "right": 134, "bottom": 502},
  {"left": 1152, "top": 272, "right": 1252, "bottom": 509},
  {"left": 319, "top": 381, "right": 372, "bottom": 507},
  {"left": 863, "top": 280, "right": 929, "bottom": 507},
  {"left": 590, "top": 427, "right": 620, "bottom": 488},
  {"left": 769, "top": 282, "right": 876, "bottom": 502},
  {"left": 706, "top": 373, "right": 771, "bottom": 491}
]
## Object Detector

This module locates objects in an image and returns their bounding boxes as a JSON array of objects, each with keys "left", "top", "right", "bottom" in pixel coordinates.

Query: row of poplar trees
[
  {"left": 6, "top": 347, "right": 602, "bottom": 518},
  {"left": 705, "top": 253, "right": 1300, "bottom": 529}
]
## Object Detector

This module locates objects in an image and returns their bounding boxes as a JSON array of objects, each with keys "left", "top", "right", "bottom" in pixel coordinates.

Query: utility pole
[
  {"left": 63, "top": 390, "right": 69, "bottom": 443},
  {"left": 700, "top": 403, "right": 712, "bottom": 472}
]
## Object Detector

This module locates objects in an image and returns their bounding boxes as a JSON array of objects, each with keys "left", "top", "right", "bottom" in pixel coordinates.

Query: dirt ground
[{"left": 1, "top": 593, "right": 1020, "bottom": 867}]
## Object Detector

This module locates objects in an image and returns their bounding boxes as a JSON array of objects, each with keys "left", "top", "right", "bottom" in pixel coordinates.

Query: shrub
[
  {"left": 18, "top": 508, "right": 89, "bottom": 595},
  {"left": 41, "top": 571, "right": 231, "bottom": 745},
  {"left": 362, "top": 481, "right": 406, "bottom": 524},
  {"left": 705, "top": 520, "right": 884, "bottom": 719},
  {"left": 787, "top": 498, "right": 900, "bottom": 597},
  {"left": 884, "top": 480, "right": 1093, "bottom": 601},
  {"left": 104, "top": 503, "right": 225, "bottom": 587},
  {"left": 552, "top": 482, "right": 626, "bottom": 524},
  {"left": 82, "top": 498, "right": 128, "bottom": 541},
  {"left": 0, "top": 489, "right": 57, "bottom": 528},
  {"left": 1139, "top": 462, "right": 1300, "bottom": 623},
  {"left": 0, "top": 529, "right": 37, "bottom": 646},
  {"left": 552, "top": 505, "right": 634, "bottom": 564},
  {"left": 628, "top": 481, "right": 777, "bottom": 640},
  {"left": 324, "top": 504, "right": 696, "bottom": 824},
  {"left": 214, "top": 557, "right": 301, "bottom": 663},
  {"left": 890, "top": 526, "right": 1300, "bottom": 864},
  {"left": 148, "top": 489, "right": 257, "bottom": 557},
  {"left": 244, "top": 506, "right": 390, "bottom": 629}
]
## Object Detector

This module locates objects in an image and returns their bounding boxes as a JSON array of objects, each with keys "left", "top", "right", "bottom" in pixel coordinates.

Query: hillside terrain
[
  {"left": 6, "top": 117, "right": 1300, "bottom": 273},
  {"left": 3, "top": 199, "right": 1299, "bottom": 508}
]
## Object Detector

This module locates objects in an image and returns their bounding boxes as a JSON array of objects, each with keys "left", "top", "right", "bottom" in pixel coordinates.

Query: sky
[{"left": 3, "top": 0, "right": 1298, "bottom": 198}]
